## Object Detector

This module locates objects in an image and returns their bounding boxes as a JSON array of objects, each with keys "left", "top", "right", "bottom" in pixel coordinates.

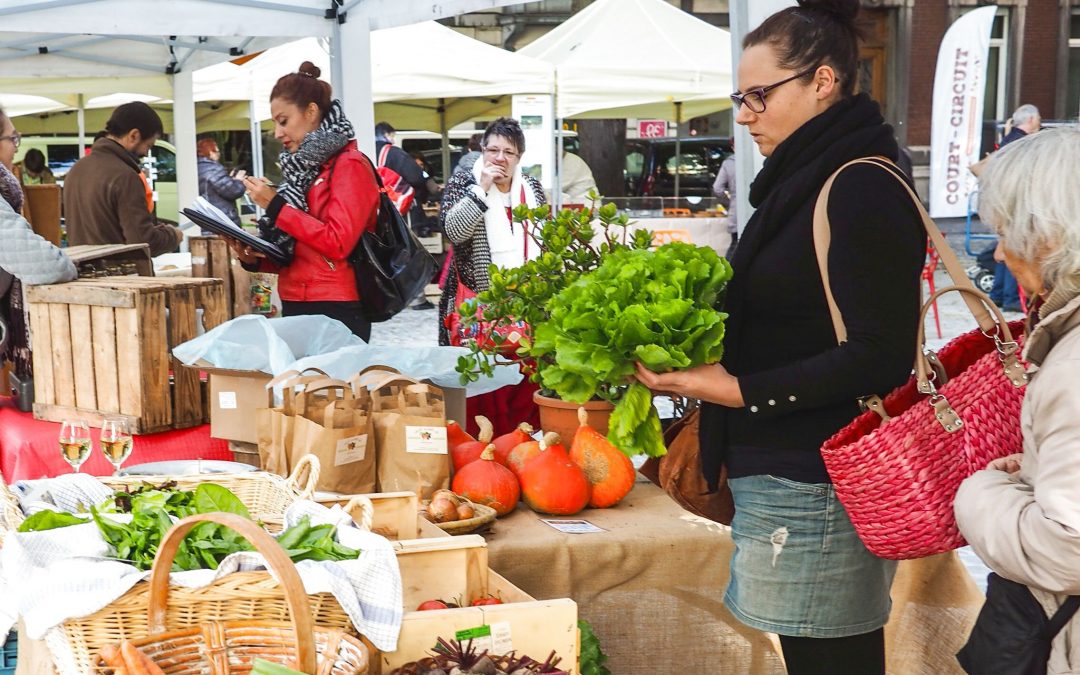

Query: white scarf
[{"left": 471, "top": 157, "right": 540, "bottom": 270}]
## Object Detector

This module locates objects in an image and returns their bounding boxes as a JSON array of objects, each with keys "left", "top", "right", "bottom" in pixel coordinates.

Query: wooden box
[
  {"left": 64, "top": 243, "right": 154, "bottom": 278},
  {"left": 189, "top": 235, "right": 236, "bottom": 316},
  {"left": 23, "top": 184, "right": 62, "bottom": 246},
  {"left": 26, "top": 276, "right": 227, "bottom": 433},
  {"left": 381, "top": 535, "right": 579, "bottom": 674},
  {"left": 319, "top": 491, "right": 445, "bottom": 541}
]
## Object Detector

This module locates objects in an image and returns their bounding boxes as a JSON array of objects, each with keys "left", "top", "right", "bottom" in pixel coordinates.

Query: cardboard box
[{"left": 195, "top": 363, "right": 466, "bottom": 446}]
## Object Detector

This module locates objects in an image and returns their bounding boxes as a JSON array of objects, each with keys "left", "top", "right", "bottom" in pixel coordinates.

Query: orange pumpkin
[
  {"left": 506, "top": 431, "right": 556, "bottom": 480},
  {"left": 452, "top": 445, "right": 521, "bottom": 516},
  {"left": 447, "top": 419, "right": 476, "bottom": 451},
  {"left": 520, "top": 433, "right": 591, "bottom": 516},
  {"left": 570, "top": 407, "right": 635, "bottom": 508},
  {"left": 491, "top": 422, "right": 535, "bottom": 466},
  {"left": 452, "top": 416, "right": 494, "bottom": 472}
]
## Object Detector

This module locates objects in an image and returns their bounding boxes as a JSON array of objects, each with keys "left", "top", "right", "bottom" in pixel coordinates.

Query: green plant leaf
[
  {"left": 194, "top": 483, "right": 251, "bottom": 518},
  {"left": 17, "top": 510, "right": 86, "bottom": 532}
]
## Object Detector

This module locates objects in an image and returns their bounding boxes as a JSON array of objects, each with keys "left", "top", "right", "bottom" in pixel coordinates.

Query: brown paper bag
[
  {"left": 288, "top": 378, "right": 377, "bottom": 494},
  {"left": 362, "top": 373, "right": 450, "bottom": 499},
  {"left": 256, "top": 368, "right": 329, "bottom": 477}
]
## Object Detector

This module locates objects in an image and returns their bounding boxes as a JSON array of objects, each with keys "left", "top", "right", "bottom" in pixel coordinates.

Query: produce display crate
[
  {"left": 26, "top": 276, "right": 227, "bottom": 433},
  {"left": 381, "top": 535, "right": 579, "bottom": 674},
  {"left": 63, "top": 243, "right": 154, "bottom": 278},
  {"left": 0, "top": 629, "right": 16, "bottom": 675},
  {"left": 318, "top": 491, "right": 445, "bottom": 541},
  {"left": 189, "top": 235, "right": 237, "bottom": 316}
]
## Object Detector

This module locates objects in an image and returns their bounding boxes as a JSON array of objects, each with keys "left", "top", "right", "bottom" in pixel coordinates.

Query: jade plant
[{"left": 455, "top": 192, "right": 732, "bottom": 458}]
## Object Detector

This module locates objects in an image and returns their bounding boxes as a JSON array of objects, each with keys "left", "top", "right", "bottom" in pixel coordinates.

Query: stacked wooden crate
[
  {"left": 26, "top": 276, "right": 227, "bottom": 433},
  {"left": 188, "top": 235, "right": 239, "bottom": 317}
]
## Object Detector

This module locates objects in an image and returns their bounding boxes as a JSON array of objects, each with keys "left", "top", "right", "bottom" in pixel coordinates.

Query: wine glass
[
  {"left": 100, "top": 417, "right": 133, "bottom": 476},
  {"left": 58, "top": 420, "right": 91, "bottom": 473}
]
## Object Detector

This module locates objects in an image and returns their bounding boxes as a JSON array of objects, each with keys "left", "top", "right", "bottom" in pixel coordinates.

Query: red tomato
[
  {"left": 471, "top": 597, "right": 503, "bottom": 606},
  {"left": 416, "top": 599, "right": 450, "bottom": 611}
]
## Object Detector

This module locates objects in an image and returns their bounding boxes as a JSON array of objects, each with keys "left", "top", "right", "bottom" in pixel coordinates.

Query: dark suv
[{"left": 624, "top": 136, "right": 732, "bottom": 197}]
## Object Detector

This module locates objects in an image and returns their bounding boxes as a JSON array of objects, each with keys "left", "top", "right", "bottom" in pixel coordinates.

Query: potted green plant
[{"left": 455, "top": 194, "right": 732, "bottom": 458}]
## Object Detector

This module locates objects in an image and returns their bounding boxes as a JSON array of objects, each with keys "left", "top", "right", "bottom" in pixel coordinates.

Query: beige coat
[{"left": 955, "top": 290, "right": 1080, "bottom": 675}]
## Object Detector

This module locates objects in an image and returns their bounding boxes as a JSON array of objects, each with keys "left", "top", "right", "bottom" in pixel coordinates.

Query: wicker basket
[
  {"left": 94, "top": 513, "right": 369, "bottom": 674},
  {"left": 0, "top": 455, "right": 321, "bottom": 535}
]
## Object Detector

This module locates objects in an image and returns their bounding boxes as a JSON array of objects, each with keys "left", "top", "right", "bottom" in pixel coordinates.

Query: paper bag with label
[
  {"left": 288, "top": 377, "right": 376, "bottom": 494},
  {"left": 256, "top": 368, "right": 328, "bottom": 477},
  {"left": 364, "top": 374, "right": 450, "bottom": 499}
]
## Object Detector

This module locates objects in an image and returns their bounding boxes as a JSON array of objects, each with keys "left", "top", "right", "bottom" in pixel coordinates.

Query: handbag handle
[
  {"left": 285, "top": 454, "right": 320, "bottom": 499},
  {"left": 267, "top": 368, "right": 331, "bottom": 415},
  {"left": 812, "top": 157, "right": 997, "bottom": 342},
  {"left": 147, "top": 512, "right": 318, "bottom": 673}
]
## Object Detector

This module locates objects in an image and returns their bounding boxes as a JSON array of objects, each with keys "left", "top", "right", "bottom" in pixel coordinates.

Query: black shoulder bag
[
  {"left": 957, "top": 572, "right": 1080, "bottom": 675},
  {"left": 340, "top": 153, "right": 436, "bottom": 323}
]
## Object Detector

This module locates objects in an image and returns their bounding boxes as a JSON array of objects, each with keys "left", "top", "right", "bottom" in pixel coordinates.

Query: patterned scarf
[
  {"left": 0, "top": 162, "right": 23, "bottom": 213},
  {"left": 277, "top": 99, "right": 354, "bottom": 211}
]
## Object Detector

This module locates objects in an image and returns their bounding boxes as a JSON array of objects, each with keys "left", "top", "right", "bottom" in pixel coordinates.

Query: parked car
[
  {"left": 13, "top": 136, "right": 179, "bottom": 224},
  {"left": 624, "top": 136, "right": 732, "bottom": 197}
]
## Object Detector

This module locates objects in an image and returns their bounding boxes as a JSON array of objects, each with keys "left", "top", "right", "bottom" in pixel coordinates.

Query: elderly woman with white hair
[{"left": 954, "top": 125, "right": 1080, "bottom": 675}]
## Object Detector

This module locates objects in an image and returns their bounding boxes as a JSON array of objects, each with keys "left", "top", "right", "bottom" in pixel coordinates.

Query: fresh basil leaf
[
  {"left": 194, "top": 483, "right": 251, "bottom": 518},
  {"left": 17, "top": 510, "right": 87, "bottom": 533}
]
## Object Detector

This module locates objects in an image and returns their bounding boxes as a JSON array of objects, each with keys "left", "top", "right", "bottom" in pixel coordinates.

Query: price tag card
[
  {"left": 455, "top": 624, "right": 493, "bottom": 652},
  {"left": 540, "top": 519, "right": 606, "bottom": 534}
]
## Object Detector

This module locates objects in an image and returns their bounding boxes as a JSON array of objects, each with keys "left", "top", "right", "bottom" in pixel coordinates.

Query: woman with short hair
[
  {"left": 196, "top": 137, "right": 246, "bottom": 226},
  {"left": 955, "top": 126, "right": 1080, "bottom": 675}
]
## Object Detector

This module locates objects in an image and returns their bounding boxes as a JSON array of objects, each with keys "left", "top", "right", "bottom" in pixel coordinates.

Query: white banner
[
  {"left": 511, "top": 94, "right": 555, "bottom": 191},
  {"left": 929, "top": 5, "right": 997, "bottom": 218}
]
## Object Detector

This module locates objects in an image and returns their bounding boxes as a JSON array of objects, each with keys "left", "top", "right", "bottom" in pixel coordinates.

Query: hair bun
[
  {"left": 298, "top": 61, "right": 321, "bottom": 79},
  {"left": 797, "top": 0, "right": 858, "bottom": 23}
]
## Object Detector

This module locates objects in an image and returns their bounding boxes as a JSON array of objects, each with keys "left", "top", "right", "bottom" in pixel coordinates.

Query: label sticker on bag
[
  {"left": 405, "top": 425, "right": 448, "bottom": 454},
  {"left": 335, "top": 434, "right": 368, "bottom": 466},
  {"left": 218, "top": 391, "right": 238, "bottom": 410}
]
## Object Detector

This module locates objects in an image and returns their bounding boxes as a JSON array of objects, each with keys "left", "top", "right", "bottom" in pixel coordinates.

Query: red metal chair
[{"left": 923, "top": 239, "right": 942, "bottom": 339}]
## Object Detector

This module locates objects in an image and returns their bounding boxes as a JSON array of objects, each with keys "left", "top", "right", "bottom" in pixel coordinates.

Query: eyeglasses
[
  {"left": 0, "top": 132, "right": 20, "bottom": 149},
  {"left": 483, "top": 146, "right": 520, "bottom": 160},
  {"left": 730, "top": 67, "right": 818, "bottom": 114}
]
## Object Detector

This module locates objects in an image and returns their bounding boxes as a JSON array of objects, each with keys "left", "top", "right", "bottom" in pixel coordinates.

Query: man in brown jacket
[{"left": 64, "top": 102, "right": 183, "bottom": 257}]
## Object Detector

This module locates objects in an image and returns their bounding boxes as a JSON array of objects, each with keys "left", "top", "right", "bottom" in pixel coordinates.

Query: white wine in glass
[
  {"left": 59, "top": 420, "right": 92, "bottom": 473},
  {"left": 100, "top": 417, "right": 133, "bottom": 476}
]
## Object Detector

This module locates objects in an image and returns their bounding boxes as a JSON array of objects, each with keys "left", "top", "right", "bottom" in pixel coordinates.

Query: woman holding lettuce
[{"left": 634, "top": 1, "right": 924, "bottom": 673}]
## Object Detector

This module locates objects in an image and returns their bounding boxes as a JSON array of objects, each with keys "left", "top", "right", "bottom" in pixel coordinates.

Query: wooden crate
[
  {"left": 26, "top": 276, "right": 227, "bottom": 433},
  {"left": 379, "top": 535, "right": 579, "bottom": 673},
  {"left": 318, "top": 491, "right": 448, "bottom": 540},
  {"left": 64, "top": 243, "right": 154, "bottom": 277},
  {"left": 189, "top": 235, "right": 236, "bottom": 315}
]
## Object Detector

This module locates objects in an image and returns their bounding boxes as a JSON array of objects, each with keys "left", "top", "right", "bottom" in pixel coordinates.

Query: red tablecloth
[{"left": 0, "top": 396, "right": 231, "bottom": 481}]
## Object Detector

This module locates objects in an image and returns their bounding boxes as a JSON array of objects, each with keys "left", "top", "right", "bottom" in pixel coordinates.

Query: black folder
[{"left": 182, "top": 206, "right": 289, "bottom": 266}]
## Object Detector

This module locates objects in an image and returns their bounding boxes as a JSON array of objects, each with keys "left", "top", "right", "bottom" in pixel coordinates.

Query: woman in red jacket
[{"left": 234, "top": 61, "right": 379, "bottom": 340}]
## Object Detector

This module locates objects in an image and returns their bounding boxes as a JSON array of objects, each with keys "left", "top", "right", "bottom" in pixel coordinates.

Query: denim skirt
[{"left": 723, "top": 475, "right": 898, "bottom": 638}]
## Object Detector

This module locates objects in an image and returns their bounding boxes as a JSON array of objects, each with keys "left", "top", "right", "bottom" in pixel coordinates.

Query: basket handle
[
  {"left": 147, "top": 512, "right": 317, "bottom": 674},
  {"left": 287, "top": 454, "right": 320, "bottom": 499},
  {"left": 342, "top": 495, "right": 374, "bottom": 532}
]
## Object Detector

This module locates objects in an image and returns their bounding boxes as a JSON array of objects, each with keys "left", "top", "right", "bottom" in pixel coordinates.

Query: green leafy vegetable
[
  {"left": 578, "top": 619, "right": 611, "bottom": 675},
  {"left": 17, "top": 510, "right": 87, "bottom": 532}
]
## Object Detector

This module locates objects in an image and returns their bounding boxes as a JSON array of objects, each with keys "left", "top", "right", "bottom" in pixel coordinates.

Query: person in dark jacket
[
  {"left": 63, "top": 102, "right": 182, "bottom": 257},
  {"left": 374, "top": 121, "right": 429, "bottom": 204},
  {"left": 234, "top": 61, "right": 379, "bottom": 340},
  {"left": 197, "top": 137, "right": 246, "bottom": 226},
  {"left": 635, "top": 1, "right": 924, "bottom": 673}
]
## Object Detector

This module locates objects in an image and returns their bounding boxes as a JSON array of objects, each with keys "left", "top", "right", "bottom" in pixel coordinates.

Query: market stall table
[
  {"left": 0, "top": 396, "right": 231, "bottom": 481},
  {"left": 483, "top": 478, "right": 985, "bottom": 675}
]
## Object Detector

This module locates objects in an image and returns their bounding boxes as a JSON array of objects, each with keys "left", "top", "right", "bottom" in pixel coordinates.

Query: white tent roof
[
  {"left": 518, "top": 0, "right": 732, "bottom": 120},
  {"left": 192, "top": 23, "right": 553, "bottom": 130}
]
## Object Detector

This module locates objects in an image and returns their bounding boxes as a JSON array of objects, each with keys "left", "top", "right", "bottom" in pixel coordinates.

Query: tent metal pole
[
  {"left": 439, "top": 98, "right": 450, "bottom": 186},
  {"left": 555, "top": 115, "right": 563, "bottom": 211},
  {"left": 172, "top": 70, "right": 198, "bottom": 250},
  {"left": 674, "top": 101, "right": 682, "bottom": 201},
  {"left": 76, "top": 94, "right": 86, "bottom": 156},
  {"left": 249, "top": 97, "right": 265, "bottom": 218},
  {"left": 330, "top": 19, "right": 345, "bottom": 106}
]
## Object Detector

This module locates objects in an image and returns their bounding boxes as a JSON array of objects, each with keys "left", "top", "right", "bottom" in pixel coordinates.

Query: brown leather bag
[{"left": 640, "top": 408, "right": 734, "bottom": 524}]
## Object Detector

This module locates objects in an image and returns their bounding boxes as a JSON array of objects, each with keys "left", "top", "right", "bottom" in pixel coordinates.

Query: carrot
[
  {"left": 120, "top": 640, "right": 164, "bottom": 675},
  {"left": 99, "top": 643, "right": 127, "bottom": 673}
]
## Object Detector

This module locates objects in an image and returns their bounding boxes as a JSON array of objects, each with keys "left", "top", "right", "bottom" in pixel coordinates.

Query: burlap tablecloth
[{"left": 483, "top": 478, "right": 985, "bottom": 674}]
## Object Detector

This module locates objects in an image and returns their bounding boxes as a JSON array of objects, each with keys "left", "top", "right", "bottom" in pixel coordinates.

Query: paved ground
[{"left": 372, "top": 215, "right": 1004, "bottom": 590}]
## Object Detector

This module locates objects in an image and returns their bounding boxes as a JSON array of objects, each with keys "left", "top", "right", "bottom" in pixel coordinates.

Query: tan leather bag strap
[{"left": 812, "top": 157, "right": 997, "bottom": 341}]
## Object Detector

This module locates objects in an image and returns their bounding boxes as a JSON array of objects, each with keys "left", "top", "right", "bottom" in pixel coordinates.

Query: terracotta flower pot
[{"left": 533, "top": 391, "right": 614, "bottom": 445}]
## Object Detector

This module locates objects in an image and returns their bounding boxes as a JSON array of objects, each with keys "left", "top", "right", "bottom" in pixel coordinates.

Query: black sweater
[{"left": 700, "top": 95, "right": 926, "bottom": 485}]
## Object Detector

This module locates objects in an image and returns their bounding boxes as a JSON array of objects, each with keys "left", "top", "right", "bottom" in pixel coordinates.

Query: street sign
[{"left": 638, "top": 120, "right": 667, "bottom": 138}]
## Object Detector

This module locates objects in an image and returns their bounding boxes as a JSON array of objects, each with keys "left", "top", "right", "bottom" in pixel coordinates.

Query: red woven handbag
[
  {"left": 445, "top": 273, "right": 529, "bottom": 352},
  {"left": 814, "top": 158, "right": 1029, "bottom": 560}
]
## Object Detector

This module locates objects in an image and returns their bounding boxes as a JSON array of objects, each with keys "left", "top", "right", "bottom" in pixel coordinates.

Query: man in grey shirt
[{"left": 712, "top": 146, "right": 737, "bottom": 259}]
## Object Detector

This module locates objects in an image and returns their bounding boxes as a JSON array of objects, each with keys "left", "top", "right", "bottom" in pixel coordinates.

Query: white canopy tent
[{"left": 0, "top": 0, "right": 524, "bottom": 229}]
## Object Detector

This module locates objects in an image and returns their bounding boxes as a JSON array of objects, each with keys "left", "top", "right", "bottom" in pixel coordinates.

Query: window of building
[
  {"left": 1069, "top": 9, "right": 1080, "bottom": 119},
  {"left": 984, "top": 9, "right": 1009, "bottom": 121}
]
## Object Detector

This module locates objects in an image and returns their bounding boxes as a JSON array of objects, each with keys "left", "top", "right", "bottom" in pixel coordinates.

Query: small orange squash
[
  {"left": 452, "top": 445, "right": 521, "bottom": 516},
  {"left": 570, "top": 407, "right": 635, "bottom": 508},
  {"left": 492, "top": 422, "right": 535, "bottom": 466},
  {"left": 520, "top": 433, "right": 591, "bottom": 516},
  {"left": 447, "top": 419, "right": 476, "bottom": 451},
  {"left": 452, "top": 416, "right": 494, "bottom": 472},
  {"left": 506, "top": 431, "right": 555, "bottom": 480}
]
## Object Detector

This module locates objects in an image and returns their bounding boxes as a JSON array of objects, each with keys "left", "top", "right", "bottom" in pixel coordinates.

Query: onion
[{"left": 427, "top": 497, "right": 459, "bottom": 523}]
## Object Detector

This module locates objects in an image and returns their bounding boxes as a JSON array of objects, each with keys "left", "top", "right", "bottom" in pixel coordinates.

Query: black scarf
[
  {"left": 258, "top": 99, "right": 355, "bottom": 263},
  {"left": 701, "top": 93, "right": 899, "bottom": 489}
]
